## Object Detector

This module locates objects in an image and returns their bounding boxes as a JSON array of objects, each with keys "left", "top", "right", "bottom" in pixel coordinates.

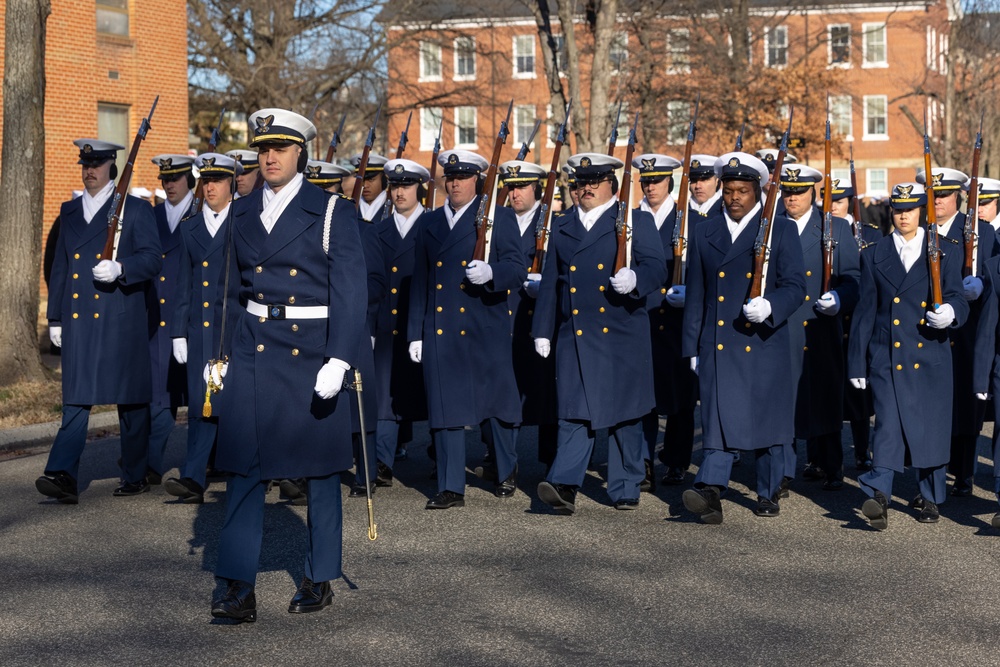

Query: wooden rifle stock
[
  {"left": 821, "top": 118, "right": 834, "bottom": 293},
  {"left": 749, "top": 108, "right": 793, "bottom": 300},
  {"left": 531, "top": 101, "right": 572, "bottom": 274},
  {"left": 472, "top": 100, "right": 513, "bottom": 262},
  {"left": 923, "top": 116, "right": 943, "bottom": 307},
  {"left": 613, "top": 112, "right": 640, "bottom": 273},
  {"left": 671, "top": 94, "right": 699, "bottom": 286},
  {"left": 103, "top": 96, "right": 158, "bottom": 260}
]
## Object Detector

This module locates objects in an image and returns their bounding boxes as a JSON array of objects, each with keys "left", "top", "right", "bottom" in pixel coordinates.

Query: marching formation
[{"left": 34, "top": 97, "right": 1000, "bottom": 623}]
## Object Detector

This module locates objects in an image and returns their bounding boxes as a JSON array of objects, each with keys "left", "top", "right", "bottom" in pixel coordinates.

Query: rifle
[
  {"left": 324, "top": 112, "right": 347, "bottom": 163},
  {"left": 964, "top": 110, "right": 984, "bottom": 278},
  {"left": 924, "top": 110, "right": 943, "bottom": 308},
  {"left": 102, "top": 96, "right": 158, "bottom": 260},
  {"left": 849, "top": 144, "right": 864, "bottom": 249},
  {"left": 821, "top": 114, "right": 835, "bottom": 293},
  {"left": 472, "top": 100, "right": 513, "bottom": 262},
  {"left": 380, "top": 111, "right": 413, "bottom": 220},
  {"left": 748, "top": 108, "right": 793, "bottom": 300},
  {"left": 735, "top": 119, "right": 747, "bottom": 151},
  {"left": 351, "top": 101, "right": 383, "bottom": 211},
  {"left": 607, "top": 100, "right": 623, "bottom": 157},
  {"left": 671, "top": 94, "right": 700, "bottom": 286},
  {"left": 613, "top": 112, "right": 641, "bottom": 273},
  {"left": 498, "top": 118, "right": 542, "bottom": 207},
  {"left": 186, "top": 106, "right": 225, "bottom": 219},
  {"left": 531, "top": 100, "right": 572, "bottom": 274},
  {"left": 426, "top": 115, "right": 444, "bottom": 210}
]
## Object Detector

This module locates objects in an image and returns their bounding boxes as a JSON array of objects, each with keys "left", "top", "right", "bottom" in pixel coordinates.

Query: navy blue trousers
[
  {"left": 181, "top": 416, "right": 217, "bottom": 488},
  {"left": 45, "top": 403, "right": 150, "bottom": 485},
  {"left": 547, "top": 418, "right": 644, "bottom": 503},
  {"left": 642, "top": 409, "right": 695, "bottom": 468},
  {"left": 694, "top": 445, "right": 784, "bottom": 500},
  {"left": 375, "top": 419, "right": 399, "bottom": 471},
  {"left": 433, "top": 419, "right": 518, "bottom": 494},
  {"left": 859, "top": 465, "right": 947, "bottom": 505},
  {"left": 148, "top": 406, "right": 176, "bottom": 475}
]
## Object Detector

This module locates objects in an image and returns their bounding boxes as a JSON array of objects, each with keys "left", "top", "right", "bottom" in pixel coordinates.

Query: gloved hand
[
  {"left": 92, "top": 260, "right": 122, "bottom": 283},
  {"left": 976, "top": 392, "right": 989, "bottom": 401},
  {"left": 523, "top": 272, "right": 541, "bottom": 299},
  {"left": 610, "top": 267, "right": 637, "bottom": 295},
  {"left": 690, "top": 356, "right": 699, "bottom": 376},
  {"left": 49, "top": 325, "right": 62, "bottom": 348},
  {"left": 465, "top": 260, "right": 493, "bottom": 285},
  {"left": 314, "top": 358, "right": 349, "bottom": 399},
  {"left": 535, "top": 338, "right": 551, "bottom": 358},
  {"left": 172, "top": 338, "right": 188, "bottom": 364},
  {"left": 963, "top": 275, "right": 984, "bottom": 301},
  {"left": 743, "top": 296, "right": 773, "bottom": 324},
  {"left": 815, "top": 291, "right": 840, "bottom": 316},
  {"left": 203, "top": 361, "right": 229, "bottom": 391},
  {"left": 926, "top": 303, "right": 956, "bottom": 329},
  {"left": 409, "top": 340, "right": 422, "bottom": 363},
  {"left": 665, "top": 285, "right": 686, "bottom": 308},
  {"left": 850, "top": 378, "right": 867, "bottom": 390}
]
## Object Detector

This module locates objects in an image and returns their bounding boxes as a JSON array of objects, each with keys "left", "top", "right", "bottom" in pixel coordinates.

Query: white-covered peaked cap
[
  {"left": 716, "top": 152, "right": 769, "bottom": 186},
  {"left": 632, "top": 153, "right": 682, "bottom": 179},
  {"left": 970, "top": 176, "right": 1000, "bottom": 201},
  {"left": 567, "top": 152, "right": 624, "bottom": 180},
  {"left": 384, "top": 158, "right": 430, "bottom": 184},
  {"left": 196, "top": 152, "right": 237, "bottom": 178},
  {"left": 822, "top": 177, "right": 854, "bottom": 201},
  {"left": 916, "top": 167, "right": 968, "bottom": 192},
  {"left": 438, "top": 149, "right": 488, "bottom": 175},
  {"left": 500, "top": 159, "right": 546, "bottom": 185},
  {"left": 226, "top": 149, "right": 259, "bottom": 170},
  {"left": 350, "top": 152, "right": 389, "bottom": 174},
  {"left": 889, "top": 182, "right": 926, "bottom": 209},
  {"left": 778, "top": 164, "right": 822, "bottom": 189},
  {"left": 755, "top": 148, "right": 798, "bottom": 173},
  {"left": 688, "top": 154, "right": 720, "bottom": 178},
  {"left": 150, "top": 154, "right": 194, "bottom": 178},
  {"left": 562, "top": 163, "right": 577, "bottom": 183},
  {"left": 248, "top": 108, "right": 317, "bottom": 147},
  {"left": 305, "top": 160, "right": 351, "bottom": 184},
  {"left": 74, "top": 138, "right": 124, "bottom": 164}
]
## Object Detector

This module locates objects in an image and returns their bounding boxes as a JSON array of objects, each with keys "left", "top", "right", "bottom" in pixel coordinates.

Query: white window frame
[
  {"left": 666, "top": 29, "right": 691, "bottom": 74},
  {"left": 862, "top": 23, "right": 887, "bottom": 68},
  {"left": 514, "top": 104, "right": 537, "bottom": 149},
  {"left": 419, "top": 41, "right": 442, "bottom": 82},
  {"left": 764, "top": 25, "right": 788, "bottom": 69},
  {"left": 829, "top": 94, "right": 853, "bottom": 141},
  {"left": 453, "top": 36, "right": 476, "bottom": 82},
  {"left": 866, "top": 168, "right": 888, "bottom": 197},
  {"left": 610, "top": 31, "right": 628, "bottom": 74},
  {"left": 828, "top": 24, "right": 851, "bottom": 68},
  {"left": 926, "top": 26, "right": 937, "bottom": 72},
  {"left": 454, "top": 106, "right": 478, "bottom": 149},
  {"left": 513, "top": 34, "right": 536, "bottom": 80},
  {"left": 419, "top": 107, "right": 443, "bottom": 151},
  {"left": 863, "top": 95, "right": 888, "bottom": 141},
  {"left": 939, "top": 32, "right": 948, "bottom": 74}
]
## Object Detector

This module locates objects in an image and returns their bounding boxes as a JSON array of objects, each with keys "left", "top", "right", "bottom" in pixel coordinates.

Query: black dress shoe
[
  {"left": 822, "top": 478, "right": 844, "bottom": 491},
  {"left": 537, "top": 481, "right": 576, "bottom": 515},
  {"left": 754, "top": 496, "right": 780, "bottom": 517},
  {"left": 495, "top": 467, "right": 517, "bottom": 498},
  {"left": 951, "top": 479, "right": 973, "bottom": 497},
  {"left": 917, "top": 500, "right": 940, "bottom": 523},
  {"left": 661, "top": 467, "right": 686, "bottom": 486},
  {"left": 640, "top": 459, "right": 656, "bottom": 493},
  {"left": 861, "top": 491, "right": 889, "bottom": 530},
  {"left": 855, "top": 457, "right": 873, "bottom": 472},
  {"left": 802, "top": 463, "right": 824, "bottom": 481},
  {"left": 279, "top": 478, "right": 308, "bottom": 505},
  {"left": 778, "top": 476, "right": 792, "bottom": 499},
  {"left": 349, "top": 482, "right": 376, "bottom": 498},
  {"left": 164, "top": 477, "right": 205, "bottom": 504},
  {"left": 113, "top": 480, "right": 150, "bottom": 496},
  {"left": 288, "top": 578, "right": 332, "bottom": 614},
  {"left": 35, "top": 473, "right": 78, "bottom": 504},
  {"left": 909, "top": 494, "right": 926, "bottom": 511},
  {"left": 146, "top": 468, "right": 163, "bottom": 486},
  {"left": 212, "top": 580, "right": 256, "bottom": 623},
  {"left": 375, "top": 461, "right": 394, "bottom": 487},
  {"left": 425, "top": 490, "right": 465, "bottom": 509},
  {"left": 613, "top": 498, "right": 639, "bottom": 510},
  {"left": 682, "top": 486, "right": 723, "bottom": 524}
]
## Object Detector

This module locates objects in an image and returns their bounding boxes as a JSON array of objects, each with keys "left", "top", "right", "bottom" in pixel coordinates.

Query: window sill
[
  {"left": 453, "top": 75, "right": 476, "bottom": 82},
  {"left": 861, "top": 62, "right": 888, "bottom": 69},
  {"left": 862, "top": 134, "right": 889, "bottom": 141},
  {"left": 827, "top": 62, "right": 852, "bottom": 70},
  {"left": 418, "top": 76, "right": 443, "bottom": 83},
  {"left": 513, "top": 72, "right": 537, "bottom": 80},
  {"left": 97, "top": 33, "right": 134, "bottom": 47}
]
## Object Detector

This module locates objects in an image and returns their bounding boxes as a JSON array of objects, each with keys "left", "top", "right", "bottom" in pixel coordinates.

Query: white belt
[{"left": 246, "top": 299, "right": 328, "bottom": 320}]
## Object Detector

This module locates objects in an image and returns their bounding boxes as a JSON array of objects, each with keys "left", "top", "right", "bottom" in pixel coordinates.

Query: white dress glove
[
  {"left": 926, "top": 303, "right": 956, "bottom": 329},
  {"left": 610, "top": 267, "right": 637, "bottom": 295},
  {"left": 690, "top": 357, "right": 699, "bottom": 376},
  {"left": 665, "top": 285, "right": 686, "bottom": 308},
  {"left": 172, "top": 338, "right": 188, "bottom": 364},
  {"left": 743, "top": 296, "right": 773, "bottom": 324},
  {"left": 92, "top": 260, "right": 122, "bottom": 283},
  {"left": 976, "top": 392, "right": 989, "bottom": 401},
  {"left": 963, "top": 275, "right": 984, "bottom": 301},
  {"left": 203, "top": 361, "right": 229, "bottom": 390},
  {"left": 535, "top": 338, "right": 551, "bottom": 358},
  {"left": 815, "top": 291, "right": 840, "bottom": 316},
  {"left": 409, "top": 340, "right": 423, "bottom": 363},
  {"left": 49, "top": 325, "right": 62, "bottom": 348},
  {"left": 465, "top": 260, "right": 493, "bottom": 285},
  {"left": 314, "top": 358, "right": 349, "bottom": 399},
  {"left": 850, "top": 378, "right": 867, "bottom": 390},
  {"left": 524, "top": 272, "right": 541, "bottom": 299}
]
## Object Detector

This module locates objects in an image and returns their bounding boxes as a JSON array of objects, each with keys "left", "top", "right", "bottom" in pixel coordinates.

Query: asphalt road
[{"left": 1, "top": 422, "right": 999, "bottom": 666}]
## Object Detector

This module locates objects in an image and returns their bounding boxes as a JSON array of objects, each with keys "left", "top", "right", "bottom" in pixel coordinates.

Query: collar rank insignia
[
  {"left": 641, "top": 158, "right": 656, "bottom": 170},
  {"left": 785, "top": 168, "right": 800, "bottom": 181},
  {"left": 255, "top": 114, "right": 274, "bottom": 134},
  {"left": 897, "top": 184, "right": 914, "bottom": 198},
  {"left": 931, "top": 173, "right": 943, "bottom": 188},
  {"left": 447, "top": 153, "right": 458, "bottom": 165},
  {"left": 728, "top": 157, "right": 740, "bottom": 168},
  {"left": 307, "top": 165, "right": 321, "bottom": 178},
  {"left": 160, "top": 158, "right": 173, "bottom": 168},
  {"left": 580, "top": 157, "right": 592, "bottom": 167},
  {"left": 83, "top": 144, "right": 93, "bottom": 154},
  {"left": 691, "top": 159, "right": 700, "bottom": 169},
  {"left": 202, "top": 157, "right": 215, "bottom": 168},
  {"left": 394, "top": 164, "right": 404, "bottom": 174}
]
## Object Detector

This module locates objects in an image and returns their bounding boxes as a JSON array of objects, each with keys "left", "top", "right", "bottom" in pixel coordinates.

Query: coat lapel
[
  {"left": 256, "top": 183, "right": 324, "bottom": 263},
  {"left": 873, "top": 236, "right": 906, "bottom": 291},
  {"left": 722, "top": 212, "right": 758, "bottom": 265},
  {"left": 438, "top": 198, "right": 478, "bottom": 254},
  {"left": 573, "top": 204, "right": 616, "bottom": 256},
  {"left": 897, "top": 242, "right": 930, "bottom": 295},
  {"left": 800, "top": 209, "right": 822, "bottom": 254},
  {"left": 703, "top": 215, "right": 731, "bottom": 257}
]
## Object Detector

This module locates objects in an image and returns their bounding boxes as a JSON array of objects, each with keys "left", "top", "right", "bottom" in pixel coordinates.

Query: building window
[
  {"left": 863, "top": 23, "right": 887, "bottom": 67},
  {"left": 829, "top": 24, "right": 850, "bottom": 66},
  {"left": 610, "top": 32, "right": 628, "bottom": 72},
  {"left": 765, "top": 26, "right": 788, "bottom": 68},
  {"left": 420, "top": 107, "right": 443, "bottom": 151},
  {"left": 453, "top": 37, "right": 476, "bottom": 81},
  {"left": 455, "top": 106, "right": 477, "bottom": 148},
  {"left": 552, "top": 34, "right": 568, "bottom": 75},
  {"left": 419, "top": 41, "right": 442, "bottom": 81},
  {"left": 666, "top": 101, "right": 689, "bottom": 145},
  {"left": 97, "top": 0, "right": 128, "bottom": 37},
  {"left": 514, "top": 35, "right": 536, "bottom": 79},
  {"left": 514, "top": 105, "right": 537, "bottom": 149},
  {"left": 98, "top": 103, "right": 129, "bottom": 175},
  {"left": 829, "top": 95, "right": 852, "bottom": 139},
  {"left": 938, "top": 32, "right": 948, "bottom": 74},
  {"left": 866, "top": 168, "right": 888, "bottom": 197},
  {"left": 667, "top": 29, "right": 690, "bottom": 74},
  {"left": 863, "top": 95, "right": 888, "bottom": 139}
]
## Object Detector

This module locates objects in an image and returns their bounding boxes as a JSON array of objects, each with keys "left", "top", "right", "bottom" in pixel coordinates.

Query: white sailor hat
[
  {"left": 150, "top": 154, "right": 195, "bottom": 178},
  {"left": 384, "top": 158, "right": 430, "bottom": 184},
  {"left": 438, "top": 149, "right": 488, "bottom": 176},
  {"left": 970, "top": 176, "right": 1000, "bottom": 201},
  {"left": 916, "top": 167, "right": 968, "bottom": 193},
  {"left": 755, "top": 148, "right": 798, "bottom": 173},
  {"left": 196, "top": 152, "right": 237, "bottom": 178},
  {"left": 889, "top": 182, "right": 926, "bottom": 209},
  {"left": 351, "top": 153, "right": 389, "bottom": 175},
  {"left": 716, "top": 152, "right": 769, "bottom": 186},
  {"left": 568, "top": 152, "right": 624, "bottom": 181},
  {"left": 305, "top": 160, "right": 351, "bottom": 186},
  {"left": 248, "top": 108, "right": 317, "bottom": 147},
  {"left": 74, "top": 138, "right": 124, "bottom": 164},
  {"left": 821, "top": 177, "right": 854, "bottom": 201},
  {"left": 562, "top": 163, "right": 577, "bottom": 185},
  {"left": 226, "top": 149, "right": 259, "bottom": 171},
  {"left": 500, "top": 160, "right": 546, "bottom": 186},
  {"left": 130, "top": 187, "right": 152, "bottom": 199},
  {"left": 778, "top": 164, "right": 822, "bottom": 190},
  {"left": 688, "top": 154, "right": 720, "bottom": 179},
  {"left": 632, "top": 153, "right": 682, "bottom": 180}
]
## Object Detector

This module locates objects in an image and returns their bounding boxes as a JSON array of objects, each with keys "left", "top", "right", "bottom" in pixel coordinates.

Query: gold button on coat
[
  {"left": 289, "top": 269, "right": 297, "bottom": 276},
  {"left": 257, "top": 344, "right": 264, "bottom": 352},
  {"left": 292, "top": 349, "right": 299, "bottom": 356}
]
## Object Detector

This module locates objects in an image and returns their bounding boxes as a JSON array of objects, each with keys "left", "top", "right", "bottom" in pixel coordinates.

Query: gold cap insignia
[
  {"left": 82, "top": 144, "right": 93, "bottom": 154},
  {"left": 160, "top": 158, "right": 173, "bottom": 168},
  {"left": 508, "top": 165, "right": 520, "bottom": 176},
  {"left": 931, "top": 173, "right": 943, "bottom": 187},
  {"left": 763, "top": 154, "right": 774, "bottom": 163},
  {"left": 580, "top": 157, "right": 592, "bottom": 167},
  {"left": 832, "top": 178, "right": 841, "bottom": 189},
  {"left": 691, "top": 159, "right": 701, "bottom": 169},
  {"left": 202, "top": 157, "right": 215, "bottom": 168},
  {"left": 896, "top": 184, "right": 914, "bottom": 198},
  {"left": 641, "top": 158, "right": 656, "bottom": 170},
  {"left": 307, "top": 165, "right": 321, "bottom": 178},
  {"left": 233, "top": 154, "right": 243, "bottom": 163},
  {"left": 448, "top": 153, "right": 458, "bottom": 165},
  {"left": 394, "top": 164, "right": 404, "bottom": 174},
  {"left": 785, "top": 168, "right": 800, "bottom": 181},
  {"left": 255, "top": 114, "right": 274, "bottom": 135},
  {"left": 728, "top": 157, "right": 740, "bottom": 168}
]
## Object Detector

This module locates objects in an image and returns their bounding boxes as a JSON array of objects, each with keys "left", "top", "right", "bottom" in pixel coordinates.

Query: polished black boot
[
  {"left": 211, "top": 580, "right": 257, "bottom": 623},
  {"left": 288, "top": 578, "right": 333, "bottom": 614}
]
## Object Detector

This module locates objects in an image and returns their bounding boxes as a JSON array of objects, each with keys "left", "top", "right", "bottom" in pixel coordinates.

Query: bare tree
[{"left": 0, "top": 0, "right": 51, "bottom": 386}]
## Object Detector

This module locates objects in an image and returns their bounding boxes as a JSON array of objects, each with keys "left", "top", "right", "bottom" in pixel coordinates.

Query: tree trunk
[
  {"left": 586, "top": 0, "right": 618, "bottom": 153},
  {"left": 0, "top": 0, "right": 50, "bottom": 386},
  {"left": 557, "top": 0, "right": 589, "bottom": 151}
]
